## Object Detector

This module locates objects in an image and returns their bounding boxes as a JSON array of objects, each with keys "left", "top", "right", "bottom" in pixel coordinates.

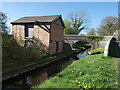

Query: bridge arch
[
  {"left": 72, "top": 40, "right": 92, "bottom": 49},
  {"left": 64, "top": 35, "right": 92, "bottom": 48},
  {"left": 104, "top": 36, "right": 119, "bottom": 57}
]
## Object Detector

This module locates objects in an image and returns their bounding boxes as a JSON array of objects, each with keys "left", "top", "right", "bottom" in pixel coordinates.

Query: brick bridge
[{"left": 64, "top": 34, "right": 114, "bottom": 49}]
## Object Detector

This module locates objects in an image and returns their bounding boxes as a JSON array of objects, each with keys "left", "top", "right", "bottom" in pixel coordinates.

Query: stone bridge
[
  {"left": 64, "top": 34, "right": 119, "bottom": 57},
  {"left": 64, "top": 35, "right": 92, "bottom": 47},
  {"left": 64, "top": 34, "right": 114, "bottom": 49}
]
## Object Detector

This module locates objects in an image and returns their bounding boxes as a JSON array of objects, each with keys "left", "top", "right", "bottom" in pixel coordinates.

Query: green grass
[
  {"left": 36, "top": 48, "right": 118, "bottom": 88},
  {"left": 89, "top": 48, "right": 104, "bottom": 54},
  {"left": 2, "top": 34, "right": 73, "bottom": 73}
]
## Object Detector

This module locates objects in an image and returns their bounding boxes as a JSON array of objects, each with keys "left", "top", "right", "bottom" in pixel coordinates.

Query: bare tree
[
  {"left": 64, "top": 19, "right": 76, "bottom": 34},
  {"left": 68, "top": 11, "right": 90, "bottom": 35}
]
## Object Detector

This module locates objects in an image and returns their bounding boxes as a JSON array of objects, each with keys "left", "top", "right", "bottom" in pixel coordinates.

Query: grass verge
[{"left": 36, "top": 48, "right": 118, "bottom": 88}]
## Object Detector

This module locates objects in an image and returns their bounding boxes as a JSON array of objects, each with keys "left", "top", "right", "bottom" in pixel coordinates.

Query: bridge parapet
[
  {"left": 64, "top": 35, "right": 86, "bottom": 40},
  {"left": 64, "top": 35, "right": 113, "bottom": 40},
  {"left": 64, "top": 35, "right": 90, "bottom": 48},
  {"left": 102, "top": 36, "right": 113, "bottom": 41},
  {"left": 64, "top": 35, "right": 114, "bottom": 49}
]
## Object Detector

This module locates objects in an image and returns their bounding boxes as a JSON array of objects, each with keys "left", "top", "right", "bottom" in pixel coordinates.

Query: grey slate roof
[{"left": 11, "top": 15, "right": 60, "bottom": 23}]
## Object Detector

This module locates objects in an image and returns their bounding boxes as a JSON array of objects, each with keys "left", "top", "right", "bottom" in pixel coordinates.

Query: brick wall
[
  {"left": 12, "top": 24, "right": 25, "bottom": 46},
  {"left": 12, "top": 24, "right": 25, "bottom": 39},
  {"left": 34, "top": 25, "right": 39, "bottom": 40},
  {"left": 58, "top": 42, "right": 63, "bottom": 52},
  {"left": 50, "top": 23, "right": 64, "bottom": 54},
  {"left": 51, "top": 23, "right": 64, "bottom": 41},
  {"left": 49, "top": 42, "right": 56, "bottom": 54},
  {"left": 12, "top": 22, "right": 64, "bottom": 54},
  {"left": 34, "top": 23, "right": 50, "bottom": 53}
]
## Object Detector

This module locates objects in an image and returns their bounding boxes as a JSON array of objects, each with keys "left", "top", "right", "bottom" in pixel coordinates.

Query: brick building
[{"left": 11, "top": 15, "right": 65, "bottom": 54}]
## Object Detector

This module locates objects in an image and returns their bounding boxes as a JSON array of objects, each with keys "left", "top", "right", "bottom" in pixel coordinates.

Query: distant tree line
[
  {"left": 1, "top": 11, "right": 119, "bottom": 38},
  {"left": 97, "top": 16, "right": 118, "bottom": 36},
  {"left": 64, "top": 11, "right": 118, "bottom": 37},
  {"left": 0, "top": 11, "right": 9, "bottom": 34}
]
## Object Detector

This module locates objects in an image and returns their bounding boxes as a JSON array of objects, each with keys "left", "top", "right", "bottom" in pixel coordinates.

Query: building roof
[{"left": 11, "top": 15, "right": 61, "bottom": 24}]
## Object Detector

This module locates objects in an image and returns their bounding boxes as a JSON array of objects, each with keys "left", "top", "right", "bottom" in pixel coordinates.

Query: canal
[{"left": 2, "top": 48, "right": 90, "bottom": 90}]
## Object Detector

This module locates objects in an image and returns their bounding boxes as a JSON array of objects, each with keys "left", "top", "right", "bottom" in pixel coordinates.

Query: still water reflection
[{"left": 77, "top": 51, "right": 88, "bottom": 59}]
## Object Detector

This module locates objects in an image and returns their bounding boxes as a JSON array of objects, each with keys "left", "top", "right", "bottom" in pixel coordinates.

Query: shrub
[
  {"left": 2, "top": 34, "right": 48, "bottom": 72},
  {"left": 2, "top": 34, "right": 73, "bottom": 73},
  {"left": 86, "top": 36, "right": 104, "bottom": 41}
]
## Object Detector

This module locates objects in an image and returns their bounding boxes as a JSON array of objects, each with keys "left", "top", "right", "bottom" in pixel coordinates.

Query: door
[{"left": 25, "top": 24, "right": 34, "bottom": 38}]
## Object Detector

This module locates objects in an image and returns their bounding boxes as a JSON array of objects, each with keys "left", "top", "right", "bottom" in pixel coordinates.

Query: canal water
[
  {"left": 3, "top": 50, "right": 90, "bottom": 90},
  {"left": 77, "top": 51, "right": 88, "bottom": 59}
]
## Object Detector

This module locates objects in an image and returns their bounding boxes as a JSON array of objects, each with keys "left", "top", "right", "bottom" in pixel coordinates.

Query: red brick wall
[
  {"left": 34, "top": 24, "right": 39, "bottom": 40},
  {"left": 51, "top": 23, "right": 64, "bottom": 41},
  {"left": 50, "top": 23, "right": 64, "bottom": 54},
  {"left": 12, "top": 22, "right": 64, "bottom": 54},
  {"left": 58, "top": 42, "right": 63, "bottom": 52},
  {"left": 12, "top": 24, "right": 25, "bottom": 46},
  {"left": 12, "top": 23, "right": 51, "bottom": 52},
  {"left": 34, "top": 23, "right": 50, "bottom": 53},
  {"left": 12, "top": 24, "right": 25, "bottom": 39},
  {"left": 49, "top": 42, "right": 56, "bottom": 54}
]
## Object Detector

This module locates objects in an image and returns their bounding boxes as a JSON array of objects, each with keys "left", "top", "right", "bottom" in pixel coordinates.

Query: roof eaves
[
  {"left": 52, "top": 15, "right": 65, "bottom": 28},
  {"left": 11, "top": 22, "right": 35, "bottom": 24},
  {"left": 59, "top": 15, "right": 65, "bottom": 28},
  {"left": 51, "top": 15, "right": 60, "bottom": 23},
  {"left": 11, "top": 15, "right": 61, "bottom": 24}
]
